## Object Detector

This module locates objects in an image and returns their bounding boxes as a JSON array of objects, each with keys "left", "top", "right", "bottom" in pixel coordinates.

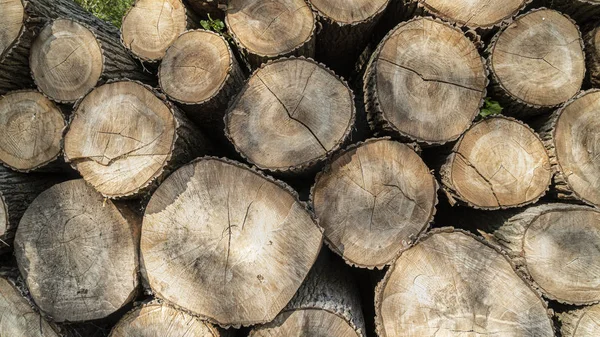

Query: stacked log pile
[{"left": 1, "top": 0, "right": 600, "bottom": 336}]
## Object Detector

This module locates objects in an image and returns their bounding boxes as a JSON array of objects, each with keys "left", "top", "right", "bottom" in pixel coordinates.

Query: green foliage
[
  {"left": 479, "top": 98, "right": 503, "bottom": 118},
  {"left": 200, "top": 15, "right": 226, "bottom": 34},
  {"left": 74, "top": 0, "right": 134, "bottom": 27}
]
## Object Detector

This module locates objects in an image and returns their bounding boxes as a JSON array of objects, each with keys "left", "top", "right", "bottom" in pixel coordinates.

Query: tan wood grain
[
  {"left": 420, "top": 0, "right": 527, "bottom": 28},
  {"left": 559, "top": 304, "right": 600, "bottom": 337},
  {"left": 0, "top": 0, "right": 24, "bottom": 59}
]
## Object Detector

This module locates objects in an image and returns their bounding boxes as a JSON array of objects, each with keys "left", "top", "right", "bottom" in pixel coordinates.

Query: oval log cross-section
[
  {"left": 364, "top": 17, "right": 487, "bottom": 145},
  {"left": 441, "top": 116, "right": 551, "bottom": 209},
  {"left": 311, "top": 139, "right": 437, "bottom": 268},
  {"left": 376, "top": 229, "right": 555, "bottom": 337},
  {"left": 226, "top": 57, "right": 355, "bottom": 174},
  {"left": 14, "top": 179, "right": 139, "bottom": 322},
  {"left": 419, "top": 0, "right": 528, "bottom": 29},
  {"left": 560, "top": 304, "right": 600, "bottom": 337},
  {"left": 141, "top": 157, "right": 323, "bottom": 327},
  {"left": 0, "top": 0, "right": 24, "bottom": 60}
]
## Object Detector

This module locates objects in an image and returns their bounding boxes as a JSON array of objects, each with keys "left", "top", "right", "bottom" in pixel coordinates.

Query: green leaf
[
  {"left": 200, "top": 20, "right": 211, "bottom": 30},
  {"left": 479, "top": 98, "right": 503, "bottom": 118}
]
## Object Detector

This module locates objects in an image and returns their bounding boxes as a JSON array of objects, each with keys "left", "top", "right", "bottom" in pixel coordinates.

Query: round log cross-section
[
  {"left": 488, "top": 9, "right": 585, "bottom": 117},
  {"left": 376, "top": 229, "right": 555, "bottom": 337},
  {"left": 141, "top": 157, "right": 323, "bottom": 327},
  {"left": 226, "top": 0, "right": 316, "bottom": 67},
  {"left": 121, "top": 0, "right": 190, "bottom": 63},
  {"left": 14, "top": 179, "right": 139, "bottom": 322},
  {"left": 226, "top": 57, "right": 355, "bottom": 174},
  {"left": 441, "top": 116, "right": 551, "bottom": 209},
  {"left": 1, "top": 0, "right": 24, "bottom": 59},
  {"left": 0, "top": 277, "right": 59, "bottom": 337},
  {"left": 311, "top": 139, "right": 437, "bottom": 268},
  {"left": 364, "top": 17, "right": 487, "bottom": 145},
  {"left": 418, "top": 0, "right": 528, "bottom": 29},
  {"left": 493, "top": 203, "right": 600, "bottom": 305},
  {"left": 109, "top": 303, "right": 226, "bottom": 337},
  {"left": 560, "top": 304, "right": 600, "bottom": 337},
  {"left": 0, "top": 90, "right": 65, "bottom": 172},
  {"left": 64, "top": 81, "right": 208, "bottom": 199}
]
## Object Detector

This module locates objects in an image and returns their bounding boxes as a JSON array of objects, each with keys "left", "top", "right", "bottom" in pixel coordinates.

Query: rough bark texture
[
  {"left": 585, "top": 27, "right": 600, "bottom": 88},
  {"left": 364, "top": 17, "right": 487, "bottom": 145},
  {"left": 486, "top": 8, "right": 585, "bottom": 118},
  {"left": 375, "top": 228, "right": 555, "bottom": 337},
  {"left": 249, "top": 250, "right": 366, "bottom": 337},
  {"left": 64, "top": 80, "right": 210, "bottom": 199},
  {"left": 226, "top": 57, "right": 355, "bottom": 175},
  {"left": 310, "top": 138, "right": 437, "bottom": 269},
  {"left": 226, "top": 0, "right": 316, "bottom": 68},
  {"left": 559, "top": 304, "right": 600, "bottom": 337}
]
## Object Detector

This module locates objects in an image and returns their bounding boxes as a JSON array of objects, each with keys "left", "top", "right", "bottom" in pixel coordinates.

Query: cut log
[
  {"left": 311, "top": 138, "right": 437, "bottom": 268},
  {"left": 585, "top": 27, "right": 600, "bottom": 88},
  {"left": 141, "top": 157, "right": 323, "bottom": 327},
  {"left": 121, "top": 0, "right": 193, "bottom": 63},
  {"left": 109, "top": 302, "right": 230, "bottom": 337},
  {"left": 559, "top": 304, "right": 600, "bottom": 337},
  {"left": 226, "top": 0, "right": 316, "bottom": 68},
  {"left": 0, "top": 90, "right": 65, "bottom": 172},
  {"left": 249, "top": 251, "right": 365, "bottom": 337},
  {"left": 440, "top": 116, "right": 552, "bottom": 209},
  {"left": 14, "top": 179, "right": 140, "bottom": 322},
  {"left": 30, "top": 18, "right": 151, "bottom": 104},
  {"left": 375, "top": 228, "right": 554, "bottom": 337},
  {"left": 536, "top": 89, "right": 600, "bottom": 207},
  {"left": 487, "top": 8, "right": 585, "bottom": 118},
  {"left": 364, "top": 17, "right": 487, "bottom": 145},
  {"left": 64, "top": 80, "right": 210, "bottom": 199},
  {"left": 308, "top": 0, "right": 389, "bottom": 76},
  {"left": 226, "top": 57, "right": 355, "bottom": 174},
  {"left": 0, "top": 277, "right": 60, "bottom": 337},
  {"left": 491, "top": 203, "right": 600, "bottom": 305},
  {"left": 158, "top": 29, "right": 245, "bottom": 127}
]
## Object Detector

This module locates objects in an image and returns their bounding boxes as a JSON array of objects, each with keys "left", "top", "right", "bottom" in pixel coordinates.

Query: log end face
[
  {"left": 250, "top": 309, "right": 361, "bottom": 337},
  {"left": 308, "top": 0, "right": 388, "bottom": 24},
  {"left": 0, "top": 0, "right": 24, "bottom": 61},
  {"left": 420, "top": 0, "right": 527, "bottom": 28}
]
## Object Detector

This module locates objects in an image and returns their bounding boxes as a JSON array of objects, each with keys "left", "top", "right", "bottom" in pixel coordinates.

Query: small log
[
  {"left": 64, "top": 80, "right": 210, "bottom": 199},
  {"left": 249, "top": 251, "right": 365, "bottom": 337},
  {"left": 109, "top": 302, "right": 232, "bottom": 337},
  {"left": 559, "top": 304, "right": 600, "bottom": 337},
  {"left": 585, "top": 27, "right": 600, "bottom": 87},
  {"left": 226, "top": 57, "right": 355, "bottom": 175},
  {"left": 375, "top": 228, "right": 555, "bottom": 337},
  {"left": 0, "top": 277, "right": 60, "bottom": 337},
  {"left": 311, "top": 138, "right": 437, "bottom": 268},
  {"left": 141, "top": 157, "right": 323, "bottom": 327},
  {"left": 487, "top": 8, "right": 585, "bottom": 118},
  {"left": 364, "top": 17, "right": 487, "bottom": 145},
  {"left": 158, "top": 29, "right": 245, "bottom": 128},
  {"left": 307, "top": 0, "right": 389, "bottom": 77},
  {"left": 14, "top": 179, "right": 140, "bottom": 322},
  {"left": 536, "top": 89, "right": 600, "bottom": 207},
  {"left": 30, "top": 18, "right": 151, "bottom": 104},
  {"left": 0, "top": 90, "right": 65, "bottom": 172},
  {"left": 121, "top": 0, "right": 194, "bottom": 63},
  {"left": 491, "top": 203, "right": 600, "bottom": 305},
  {"left": 226, "top": 0, "right": 316, "bottom": 68}
]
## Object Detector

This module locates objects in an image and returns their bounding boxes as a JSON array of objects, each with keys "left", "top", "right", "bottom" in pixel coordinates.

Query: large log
[
  {"left": 487, "top": 8, "right": 585, "bottom": 118},
  {"left": 141, "top": 157, "right": 323, "bottom": 327},
  {"left": 364, "top": 17, "right": 487, "bottom": 145},
  {"left": 536, "top": 89, "right": 600, "bottom": 207},
  {"left": 64, "top": 80, "right": 210, "bottom": 199},
  {"left": 109, "top": 302, "right": 232, "bottom": 337},
  {"left": 559, "top": 304, "right": 600, "bottom": 337},
  {"left": 490, "top": 203, "right": 600, "bottom": 305},
  {"left": 30, "top": 18, "right": 151, "bottom": 104},
  {"left": 0, "top": 90, "right": 65, "bottom": 172},
  {"left": 121, "top": 0, "right": 195, "bottom": 63},
  {"left": 440, "top": 116, "right": 552, "bottom": 210},
  {"left": 225, "top": 0, "right": 316, "bottom": 68},
  {"left": 375, "top": 228, "right": 554, "bottom": 337},
  {"left": 585, "top": 27, "right": 600, "bottom": 88},
  {"left": 0, "top": 277, "right": 60, "bottom": 337},
  {"left": 158, "top": 29, "right": 245, "bottom": 128},
  {"left": 311, "top": 138, "right": 437, "bottom": 269},
  {"left": 307, "top": 0, "right": 389, "bottom": 77},
  {"left": 249, "top": 251, "right": 365, "bottom": 337},
  {"left": 14, "top": 179, "right": 140, "bottom": 322},
  {"left": 226, "top": 57, "right": 355, "bottom": 175}
]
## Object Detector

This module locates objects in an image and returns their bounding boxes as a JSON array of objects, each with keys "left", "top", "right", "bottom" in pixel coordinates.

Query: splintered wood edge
[
  {"left": 373, "top": 227, "right": 555, "bottom": 337},
  {"left": 308, "top": 137, "right": 438, "bottom": 270},
  {"left": 307, "top": 0, "right": 389, "bottom": 27},
  {"left": 363, "top": 16, "right": 489, "bottom": 146},
  {"left": 486, "top": 7, "right": 586, "bottom": 110},
  {"left": 64, "top": 79, "right": 181, "bottom": 199},
  {"left": 224, "top": 56, "right": 356, "bottom": 174}
]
